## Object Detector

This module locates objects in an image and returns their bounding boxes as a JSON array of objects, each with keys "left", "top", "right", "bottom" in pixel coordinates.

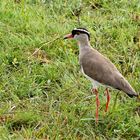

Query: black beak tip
[{"left": 63, "top": 37, "right": 67, "bottom": 40}]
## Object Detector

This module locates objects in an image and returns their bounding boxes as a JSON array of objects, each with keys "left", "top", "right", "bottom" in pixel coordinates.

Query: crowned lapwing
[{"left": 64, "top": 28, "right": 138, "bottom": 123}]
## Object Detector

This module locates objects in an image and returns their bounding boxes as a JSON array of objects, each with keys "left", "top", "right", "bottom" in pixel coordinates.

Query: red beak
[{"left": 64, "top": 34, "right": 74, "bottom": 39}]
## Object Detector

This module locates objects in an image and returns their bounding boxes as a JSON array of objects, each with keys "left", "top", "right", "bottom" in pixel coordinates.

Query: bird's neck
[{"left": 78, "top": 40, "right": 91, "bottom": 53}]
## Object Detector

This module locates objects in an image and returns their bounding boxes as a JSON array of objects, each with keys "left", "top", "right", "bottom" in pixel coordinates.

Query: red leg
[
  {"left": 92, "top": 88, "right": 100, "bottom": 123},
  {"left": 105, "top": 88, "right": 110, "bottom": 112}
]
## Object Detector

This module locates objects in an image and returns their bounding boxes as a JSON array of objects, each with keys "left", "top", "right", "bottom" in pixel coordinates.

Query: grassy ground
[{"left": 0, "top": 0, "right": 140, "bottom": 139}]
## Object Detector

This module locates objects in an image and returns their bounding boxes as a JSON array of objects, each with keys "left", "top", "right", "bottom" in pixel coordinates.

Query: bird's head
[{"left": 64, "top": 28, "right": 90, "bottom": 42}]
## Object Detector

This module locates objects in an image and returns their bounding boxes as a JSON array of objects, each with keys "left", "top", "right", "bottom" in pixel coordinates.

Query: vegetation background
[{"left": 0, "top": 0, "right": 140, "bottom": 139}]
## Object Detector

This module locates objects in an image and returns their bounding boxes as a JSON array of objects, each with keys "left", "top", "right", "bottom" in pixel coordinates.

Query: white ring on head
[{"left": 73, "top": 28, "right": 90, "bottom": 35}]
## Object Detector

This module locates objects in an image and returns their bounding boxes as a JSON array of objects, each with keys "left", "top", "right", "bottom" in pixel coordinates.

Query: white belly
[{"left": 81, "top": 67, "right": 102, "bottom": 89}]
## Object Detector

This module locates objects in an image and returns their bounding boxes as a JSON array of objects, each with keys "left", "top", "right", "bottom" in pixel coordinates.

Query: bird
[{"left": 64, "top": 27, "right": 139, "bottom": 123}]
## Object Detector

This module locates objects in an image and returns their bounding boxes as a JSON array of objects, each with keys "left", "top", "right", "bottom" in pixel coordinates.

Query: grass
[{"left": 0, "top": 0, "right": 140, "bottom": 139}]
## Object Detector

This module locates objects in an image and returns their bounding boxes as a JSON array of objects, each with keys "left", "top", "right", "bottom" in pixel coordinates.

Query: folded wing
[{"left": 81, "top": 48, "right": 138, "bottom": 97}]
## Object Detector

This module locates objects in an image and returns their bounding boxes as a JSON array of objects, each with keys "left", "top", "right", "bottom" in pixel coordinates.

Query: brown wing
[{"left": 80, "top": 49, "right": 138, "bottom": 97}]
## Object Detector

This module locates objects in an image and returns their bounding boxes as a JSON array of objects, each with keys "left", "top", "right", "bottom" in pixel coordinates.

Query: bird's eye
[{"left": 76, "top": 32, "right": 80, "bottom": 35}]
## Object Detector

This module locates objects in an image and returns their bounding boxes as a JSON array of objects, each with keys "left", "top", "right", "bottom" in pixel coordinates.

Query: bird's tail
[
  {"left": 120, "top": 76, "right": 139, "bottom": 98},
  {"left": 122, "top": 78, "right": 140, "bottom": 99},
  {"left": 126, "top": 90, "right": 138, "bottom": 98}
]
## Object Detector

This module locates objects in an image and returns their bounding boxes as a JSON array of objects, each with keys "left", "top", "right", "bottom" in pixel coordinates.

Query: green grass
[{"left": 0, "top": 0, "right": 140, "bottom": 139}]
